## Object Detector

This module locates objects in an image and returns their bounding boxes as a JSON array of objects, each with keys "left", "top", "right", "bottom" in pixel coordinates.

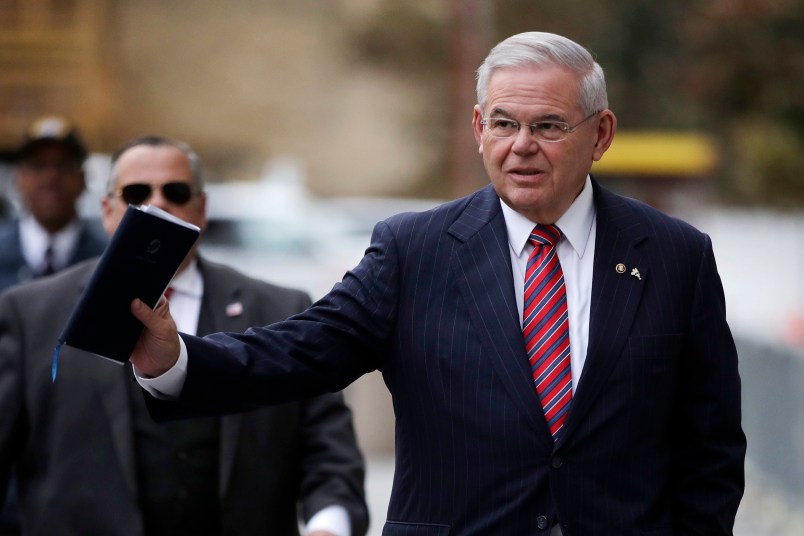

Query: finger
[
  {"left": 131, "top": 298, "right": 165, "bottom": 326},
  {"left": 130, "top": 298, "right": 180, "bottom": 376}
]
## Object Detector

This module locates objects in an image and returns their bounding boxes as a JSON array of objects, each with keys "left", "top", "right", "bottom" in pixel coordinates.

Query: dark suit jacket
[
  {"left": 152, "top": 180, "right": 746, "bottom": 535},
  {"left": 0, "top": 258, "right": 368, "bottom": 536},
  {"left": 0, "top": 219, "right": 107, "bottom": 292}
]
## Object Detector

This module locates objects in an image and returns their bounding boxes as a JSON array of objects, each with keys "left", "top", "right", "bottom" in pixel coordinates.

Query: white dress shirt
[
  {"left": 163, "top": 261, "right": 203, "bottom": 336},
  {"left": 19, "top": 214, "right": 81, "bottom": 274}
]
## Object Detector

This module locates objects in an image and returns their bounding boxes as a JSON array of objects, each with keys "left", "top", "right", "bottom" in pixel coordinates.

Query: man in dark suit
[
  {"left": 130, "top": 32, "right": 746, "bottom": 534},
  {"left": 0, "top": 116, "right": 107, "bottom": 291},
  {"left": 0, "top": 116, "right": 107, "bottom": 534},
  {"left": 0, "top": 136, "right": 368, "bottom": 536}
]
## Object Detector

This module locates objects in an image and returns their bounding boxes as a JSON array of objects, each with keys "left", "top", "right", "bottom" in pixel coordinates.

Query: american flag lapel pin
[{"left": 225, "top": 301, "right": 243, "bottom": 317}]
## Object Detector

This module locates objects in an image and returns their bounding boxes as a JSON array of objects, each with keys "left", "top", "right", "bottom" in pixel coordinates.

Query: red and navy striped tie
[{"left": 523, "top": 224, "right": 572, "bottom": 441}]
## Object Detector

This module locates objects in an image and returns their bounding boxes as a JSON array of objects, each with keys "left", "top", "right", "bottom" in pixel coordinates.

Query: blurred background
[{"left": 0, "top": 1, "right": 802, "bottom": 534}]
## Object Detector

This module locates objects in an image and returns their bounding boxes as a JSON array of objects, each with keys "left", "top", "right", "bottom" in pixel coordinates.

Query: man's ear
[
  {"left": 100, "top": 194, "right": 116, "bottom": 236},
  {"left": 592, "top": 110, "right": 617, "bottom": 162},
  {"left": 472, "top": 105, "right": 485, "bottom": 154}
]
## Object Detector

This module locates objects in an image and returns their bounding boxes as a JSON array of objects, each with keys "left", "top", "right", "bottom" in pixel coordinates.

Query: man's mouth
[{"left": 506, "top": 167, "right": 544, "bottom": 176}]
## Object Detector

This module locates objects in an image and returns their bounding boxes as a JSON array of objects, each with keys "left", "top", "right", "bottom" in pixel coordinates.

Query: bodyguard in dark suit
[
  {"left": 0, "top": 116, "right": 106, "bottom": 534},
  {"left": 0, "top": 221, "right": 105, "bottom": 290},
  {"left": 131, "top": 32, "right": 746, "bottom": 535},
  {"left": 0, "top": 116, "right": 106, "bottom": 292},
  {"left": 0, "top": 137, "right": 368, "bottom": 536}
]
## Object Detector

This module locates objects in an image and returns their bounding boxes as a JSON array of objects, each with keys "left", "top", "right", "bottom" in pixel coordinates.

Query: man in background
[
  {"left": 0, "top": 135, "right": 368, "bottom": 536},
  {"left": 0, "top": 116, "right": 106, "bottom": 291},
  {"left": 0, "top": 116, "right": 107, "bottom": 534}
]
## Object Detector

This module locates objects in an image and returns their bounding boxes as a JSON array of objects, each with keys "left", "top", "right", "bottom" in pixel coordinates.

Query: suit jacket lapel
[
  {"left": 558, "top": 181, "right": 648, "bottom": 446},
  {"left": 450, "top": 185, "right": 547, "bottom": 437},
  {"left": 2, "top": 224, "right": 32, "bottom": 284},
  {"left": 6, "top": 224, "right": 26, "bottom": 266},
  {"left": 68, "top": 225, "right": 102, "bottom": 265},
  {"left": 196, "top": 260, "right": 245, "bottom": 497}
]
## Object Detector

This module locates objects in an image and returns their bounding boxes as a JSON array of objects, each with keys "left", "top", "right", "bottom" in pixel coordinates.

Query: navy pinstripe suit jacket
[{"left": 156, "top": 179, "right": 746, "bottom": 535}]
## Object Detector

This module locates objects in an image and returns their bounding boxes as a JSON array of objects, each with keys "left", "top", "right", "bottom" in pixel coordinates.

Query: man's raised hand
[{"left": 129, "top": 297, "right": 181, "bottom": 377}]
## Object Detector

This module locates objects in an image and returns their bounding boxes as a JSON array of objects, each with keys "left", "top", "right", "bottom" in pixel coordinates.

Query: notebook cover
[{"left": 58, "top": 205, "right": 200, "bottom": 363}]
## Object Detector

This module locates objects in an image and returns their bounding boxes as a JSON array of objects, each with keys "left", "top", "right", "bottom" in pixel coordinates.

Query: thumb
[
  {"left": 131, "top": 297, "right": 165, "bottom": 328},
  {"left": 130, "top": 297, "right": 180, "bottom": 377}
]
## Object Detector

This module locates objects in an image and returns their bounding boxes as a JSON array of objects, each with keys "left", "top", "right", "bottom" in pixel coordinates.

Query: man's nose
[
  {"left": 511, "top": 126, "right": 540, "bottom": 155},
  {"left": 146, "top": 187, "right": 170, "bottom": 210},
  {"left": 34, "top": 162, "right": 71, "bottom": 180}
]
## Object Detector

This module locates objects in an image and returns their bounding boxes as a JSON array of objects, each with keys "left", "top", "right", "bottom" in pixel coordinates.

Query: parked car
[{"left": 200, "top": 170, "right": 443, "bottom": 300}]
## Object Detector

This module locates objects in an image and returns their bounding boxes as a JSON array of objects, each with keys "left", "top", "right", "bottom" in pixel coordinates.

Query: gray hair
[
  {"left": 107, "top": 135, "right": 204, "bottom": 195},
  {"left": 476, "top": 32, "right": 608, "bottom": 114}
]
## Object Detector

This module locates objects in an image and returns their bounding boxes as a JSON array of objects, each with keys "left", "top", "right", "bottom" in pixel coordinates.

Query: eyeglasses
[
  {"left": 114, "top": 182, "right": 197, "bottom": 206},
  {"left": 481, "top": 111, "right": 600, "bottom": 142}
]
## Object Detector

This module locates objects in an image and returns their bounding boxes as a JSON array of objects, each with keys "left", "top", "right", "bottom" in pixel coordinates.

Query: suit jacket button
[
  {"left": 536, "top": 515, "right": 548, "bottom": 529},
  {"left": 551, "top": 456, "right": 563, "bottom": 468}
]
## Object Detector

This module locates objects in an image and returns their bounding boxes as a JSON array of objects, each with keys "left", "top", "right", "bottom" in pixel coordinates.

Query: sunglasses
[{"left": 115, "top": 182, "right": 196, "bottom": 206}]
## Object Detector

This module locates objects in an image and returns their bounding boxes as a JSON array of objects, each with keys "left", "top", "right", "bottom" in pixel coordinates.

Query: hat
[{"left": 17, "top": 116, "right": 88, "bottom": 163}]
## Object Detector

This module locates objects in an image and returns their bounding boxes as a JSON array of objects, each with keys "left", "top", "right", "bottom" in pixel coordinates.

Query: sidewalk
[{"left": 363, "top": 455, "right": 804, "bottom": 536}]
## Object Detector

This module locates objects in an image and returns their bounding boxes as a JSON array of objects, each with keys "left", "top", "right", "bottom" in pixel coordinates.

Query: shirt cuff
[
  {"left": 133, "top": 336, "right": 188, "bottom": 400},
  {"left": 303, "top": 504, "right": 351, "bottom": 536}
]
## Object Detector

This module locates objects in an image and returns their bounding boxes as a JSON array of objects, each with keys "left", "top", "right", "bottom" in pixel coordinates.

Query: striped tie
[
  {"left": 523, "top": 224, "right": 572, "bottom": 441},
  {"left": 41, "top": 242, "right": 55, "bottom": 276}
]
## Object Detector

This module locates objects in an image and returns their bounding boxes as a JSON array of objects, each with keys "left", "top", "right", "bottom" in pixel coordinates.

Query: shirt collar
[
  {"left": 500, "top": 175, "right": 596, "bottom": 259},
  {"left": 19, "top": 214, "right": 82, "bottom": 266},
  {"left": 169, "top": 259, "right": 203, "bottom": 299}
]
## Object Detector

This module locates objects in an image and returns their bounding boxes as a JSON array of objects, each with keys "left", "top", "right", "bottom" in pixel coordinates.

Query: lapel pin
[
  {"left": 225, "top": 301, "right": 243, "bottom": 317},
  {"left": 615, "top": 263, "right": 626, "bottom": 274},
  {"left": 630, "top": 268, "right": 642, "bottom": 281}
]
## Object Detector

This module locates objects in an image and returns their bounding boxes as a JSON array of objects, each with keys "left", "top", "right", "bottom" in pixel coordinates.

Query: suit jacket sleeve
[
  {"left": 148, "top": 223, "right": 399, "bottom": 418},
  {"left": 297, "top": 392, "right": 369, "bottom": 536},
  {"left": 672, "top": 234, "right": 745, "bottom": 532},
  {"left": 0, "top": 290, "right": 27, "bottom": 503},
  {"left": 196, "top": 259, "right": 369, "bottom": 534},
  {"left": 264, "top": 285, "right": 369, "bottom": 535}
]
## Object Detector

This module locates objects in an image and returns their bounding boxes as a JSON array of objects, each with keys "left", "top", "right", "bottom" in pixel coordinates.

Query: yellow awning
[{"left": 592, "top": 131, "right": 718, "bottom": 177}]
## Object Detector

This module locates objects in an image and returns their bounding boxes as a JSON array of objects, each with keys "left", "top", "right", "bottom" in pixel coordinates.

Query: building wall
[{"left": 1, "top": 0, "right": 448, "bottom": 197}]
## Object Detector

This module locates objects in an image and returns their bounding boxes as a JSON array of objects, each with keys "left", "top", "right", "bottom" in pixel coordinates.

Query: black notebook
[{"left": 58, "top": 204, "right": 200, "bottom": 364}]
